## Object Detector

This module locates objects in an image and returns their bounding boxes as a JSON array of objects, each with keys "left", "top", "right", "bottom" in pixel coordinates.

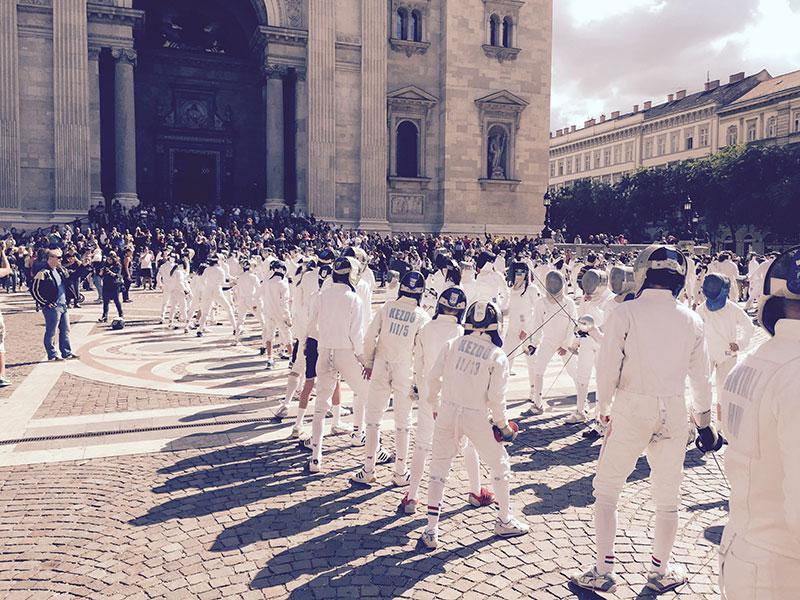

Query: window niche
[
  {"left": 482, "top": 0, "right": 523, "bottom": 62},
  {"left": 388, "top": 86, "right": 437, "bottom": 190},
  {"left": 390, "top": 1, "right": 431, "bottom": 56},
  {"left": 475, "top": 89, "right": 528, "bottom": 191}
]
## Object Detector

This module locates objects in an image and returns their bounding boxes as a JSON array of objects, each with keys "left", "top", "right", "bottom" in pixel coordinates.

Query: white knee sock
[
  {"left": 493, "top": 474, "right": 511, "bottom": 522},
  {"left": 651, "top": 508, "right": 678, "bottom": 575},
  {"left": 331, "top": 404, "right": 341, "bottom": 427},
  {"left": 294, "top": 407, "right": 307, "bottom": 428},
  {"left": 532, "top": 373, "right": 544, "bottom": 406},
  {"left": 406, "top": 446, "right": 429, "bottom": 501},
  {"left": 285, "top": 374, "right": 302, "bottom": 405},
  {"left": 463, "top": 444, "right": 481, "bottom": 496},
  {"left": 364, "top": 423, "right": 380, "bottom": 472},
  {"left": 595, "top": 499, "right": 618, "bottom": 575},
  {"left": 576, "top": 381, "right": 589, "bottom": 413},
  {"left": 395, "top": 428, "right": 410, "bottom": 475}
]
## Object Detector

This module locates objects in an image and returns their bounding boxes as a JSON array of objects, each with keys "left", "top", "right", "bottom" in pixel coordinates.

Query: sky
[{"left": 550, "top": 0, "right": 800, "bottom": 131}]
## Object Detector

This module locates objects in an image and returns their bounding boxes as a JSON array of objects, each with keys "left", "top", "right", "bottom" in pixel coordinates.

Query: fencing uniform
[
  {"left": 697, "top": 300, "right": 754, "bottom": 403},
  {"left": 164, "top": 263, "right": 191, "bottom": 328},
  {"left": 233, "top": 270, "right": 262, "bottom": 340},
  {"left": 197, "top": 262, "right": 237, "bottom": 333},
  {"left": 260, "top": 274, "right": 293, "bottom": 352}
]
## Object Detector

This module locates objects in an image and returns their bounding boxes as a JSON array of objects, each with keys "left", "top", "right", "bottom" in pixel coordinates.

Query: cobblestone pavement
[{"left": 0, "top": 288, "right": 752, "bottom": 599}]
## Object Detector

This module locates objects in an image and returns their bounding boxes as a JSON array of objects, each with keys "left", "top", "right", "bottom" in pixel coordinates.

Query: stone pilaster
[
  {"left": 307, "top": 0, "right": 336, "bottom": 219},
  {"left": 0, "top": 0, "right": 21, "bottom": 210},
  {"left": 53, "top": 0, "right": 91, "bottom": 212},
  {"left": 359, "top": 0, "right": 388, "bottom": 226},
  {"left": 111, "top": 47, "right": 138, "bottom": 207},
  {"left": 88, "top": 45, "right": 104, "bottom": 205},
  {"left": 294, "top": 68, "right": 309, "bottom": 215},
  {"left": 264, "top": 64, "right": 287, "bottom": 210}
]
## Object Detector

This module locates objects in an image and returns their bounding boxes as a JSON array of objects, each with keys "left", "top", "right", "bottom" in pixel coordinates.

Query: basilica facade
[{"left": 0, "top": 0, "right": 552, "bottom": 233}]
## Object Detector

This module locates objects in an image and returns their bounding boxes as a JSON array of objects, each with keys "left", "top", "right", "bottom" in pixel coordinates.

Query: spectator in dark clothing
[
  {"left": 30, "top": 248, "right": 76, "bottom": 361},
  {"left": 98, "top": 252, "right": 124, "bottom": 322}
]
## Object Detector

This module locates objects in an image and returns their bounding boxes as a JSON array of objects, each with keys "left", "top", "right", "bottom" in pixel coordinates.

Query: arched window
[
  {"left": 727, "top": 125, "right": 738, "bottom": 146},
  {"left": 487, "top": 124, "right": 509, "bottom": 179},
  {"left": 396, "top": 8, "right": 408, "bottom": 40},
  {"left": 489, "top": 14, "right": 500, "bottom": 47},
  {"left": 396, "top": 121, "right": 419, "bottom": 177},
  {"left": 411, "top": 10, "right": 422, "bottom": 42},
  {"left": 502, "top": 17, "right": 513, "bottom": 48},
  {"left": 767, "top": 116, "right": 777, "bottom": 138}
]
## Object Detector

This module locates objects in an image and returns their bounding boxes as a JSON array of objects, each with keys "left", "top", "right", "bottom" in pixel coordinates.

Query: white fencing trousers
[
  {"left": 198, "top": 291, "right": 236, "bottom": 331},
  {"left": 364, "top": 358, "right": 413, "bottom": 475},
  {"left": 166, "top": 290, "right": 188, "bottom": 325},
  {"left": 234, "top": 300, "right": 260, "bottom": 335},
  {"left": 260, "top": 315, "right": 292, "bottom": 349},
  {"left": 575, "top": 338, "right": 598, "bottom": 414},
  {"left": 426, "top": 401, "right": 512, "bottom": 527},
  {"left": 407, "top": 401, "right": 481, "bottom": 501},
  {"left": 592, "top": 390, "right": 687, "bottom": 572},
  {"left": 720, "top": 534, "right": 800, "bottom": 600},
  {"left": 310, "top": 348, "right": 369, "bottom": 462},
  {"left": 531, "top": 341, "right": 578, "bottom": 407}
]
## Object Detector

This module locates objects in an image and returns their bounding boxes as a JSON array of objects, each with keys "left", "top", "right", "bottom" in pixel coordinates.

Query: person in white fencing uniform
[
  {"left": 709, "top": 253, "right": 741, "bottom": 300},
  {"left": 259, "top": 260, "right": 293, "bottom": 369},
  {"left": 232, "top": 260, "right": 262, "bottom": 343},
  {"left": 351, "top": 271, "right": 430, "bottom": 487},
  {"left": 524, "top": 270, "right": 578, "bottom": 416},
  {"left": 185, "top": 263, "right": 207, "bottom": 333},
  {"left": 503, "top": 260, "right": 538, "bottom": 380},
  {"left": 400, "top": 287, "right": 494, "bottom": 515},
  {"left": 473, "top": 251, "right": 508, "bottom": 308},
  {"left": 197, "top": 255, "right": 237, "bottom": 338},
  {"left": 572, "top": 244, "right": 719, "bottom": 595},
  {"left": 164, "top": 256, "right": 192, "bottom": 329},
  {"left": 423, "top": 253, "right": 456, "bottom": 314},
  {"left": 696, "top": 273, "right": 755, "bottom": 404},
  {"left": 157, "top": 254, "right": 176, "bottom": 323},
  {"left": 304, "top": 257, "right": 369, "bottom": 473},
  {"left": 566, "top": 269, "right": 608, "bottom": 424},
  {"left": 719, "top": 245, "right": 800, "bottom": 600},
  {"left": 744, "top": 254, "right": 774, "bottom": 312},
  {"left": 420, "top": 301, "right": 529, "bottom": 549}
]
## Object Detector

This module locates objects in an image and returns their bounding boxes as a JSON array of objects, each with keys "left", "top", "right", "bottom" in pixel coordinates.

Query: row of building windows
[
  {"left": 550, "top": 142, "right": 635, "bottom": 177},
  {"left": 488, "top": 14, "right": 514, "bottom": 48},
  {"left": 725, "top": 113, "right": 800, "bottom": 145},
  {"left": 642, "top": 125, "right": 709, "bottom": 159},
  {"left": 394, "top": 10, "right": 516, "bottom": 49}
]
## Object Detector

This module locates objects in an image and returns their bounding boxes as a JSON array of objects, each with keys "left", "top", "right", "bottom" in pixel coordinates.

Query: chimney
[
  {"left": 676, "top": 89, "right": 687, "bottom": 100},
  {"left": 556, "top": 129, "right": 562, "bottom": 136},
  {"left": 644, "top": 100, "right": 652, "bottom": 110},
  {"left": 584, "top": 118, "right": 596, "bottom": 127},
  {"left": 611, "top": 110, "right": 620, "bottom": 119},
  {"left": 633, "top": 104, "right": 639, "bottom": 113},
  {"left": 729, "top": 71, "right": 745, "bottom": 83},
  {"left": 668, "top": 93, "right": 674, "bottom": 102},
  {"left": 570, "top": 125, "right": 576, "bottom": 132},
  {"left": 549, "top": 131, "right": 553, "bottom": 138},
  {"left": 705, "top": 79, "right": 720, "bottom": 91},
  {"left": 599, "top": 114, "right": 606, "bottom": 123}
]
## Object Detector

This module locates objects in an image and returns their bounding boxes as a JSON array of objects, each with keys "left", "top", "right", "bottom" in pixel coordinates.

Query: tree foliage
[{"left": 549, "top": 143, "right": 800, "bottom": 245}]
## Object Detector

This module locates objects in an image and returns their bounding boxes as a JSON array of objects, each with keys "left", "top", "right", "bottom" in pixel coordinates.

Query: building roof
[
  {"left": 730, "top": 69, "right": 800, "bottom": 104},
  {"left": 643, "top": 70, "right": 770, "bottom": 120}
]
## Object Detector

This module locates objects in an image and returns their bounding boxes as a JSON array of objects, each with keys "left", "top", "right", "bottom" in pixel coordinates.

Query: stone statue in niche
[{"left": 488, "top": 128, "right": 507, "bottom": 179}]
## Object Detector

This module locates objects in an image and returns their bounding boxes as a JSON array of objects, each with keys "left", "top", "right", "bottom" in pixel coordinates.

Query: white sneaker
[
  {"left": 350, "top": 468, "right": 376, "bottom": 486},
  {"left": 392, "top": 471, "right": 410, "bottom": 487},
  {"left": 565, "top": 410, "right": 588, "bottom": 424},
  {"left": 290, "top": 424, "right": 307, "bottom": 438},
  {"left": 524, "top": 403, "right": 544, "bottom": 416},
  {"left": 331, "top": 423, "right": 353, "bottom": 435},
  {"left": 494, "top": 516, "right": 529, "bottom": 538},
  {"left": 304, "top": 458, "right": 321, "bottom": 474},
  {"left": 351, "top": 430, "right": 366, "bottom": 446},
  {"left": 375, "top": 447, "right": 395, "bottom": 465},
  {"left": 0, "top": 377, "right": 11, "bottom": 388},
  {"left": 274, "top": 404, "right": 289, "bottom": 419},
  {"left": 419, "top": 529, "right": 438, "bottom": 550},
  {"left": 646, "top": 565, "right": 687, "bottom": 593},
  {"left": 398, "top": 494, "right": 417, "bottom": 514},
  {"left": 571, "top": 566, "right": 619, "bottom": 593}
]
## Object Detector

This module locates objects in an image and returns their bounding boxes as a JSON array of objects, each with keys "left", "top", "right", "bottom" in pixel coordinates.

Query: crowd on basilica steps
[{"left": 0, "top": 200, "right": 797, "bottom": 598}]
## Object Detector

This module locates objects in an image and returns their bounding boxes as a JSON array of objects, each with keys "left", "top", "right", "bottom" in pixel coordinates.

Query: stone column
[
  {"left": 307, "top": 0, "right": 336, "bottom": 219},
  {"left": 0, "top": 0, "right": 21, "bottom": 211},
  {"left": 53, "top": 0, "right": 91, "bottom": 213},
  {"left": 359, "top": 0, "right": 389, "bottom": 227},
  {"left": 88, "top": 45, "right": 104, "bottom": 205},
  {"left": 111, "top": 47, "right": 138, "bottom": 207},
  {"left": 294, "top": 68, "right": 309, "bottom": 215},
  {"left": 264, "top": 64, "right": 287, "bottom": 210}
]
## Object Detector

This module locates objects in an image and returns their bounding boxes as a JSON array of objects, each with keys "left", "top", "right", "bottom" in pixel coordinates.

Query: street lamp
[
  {"left": 683, "top": 196, "right": 693, "bottom": 240},
  {"left": 543, "top": 191, "right": 552, "bottom": 226}
]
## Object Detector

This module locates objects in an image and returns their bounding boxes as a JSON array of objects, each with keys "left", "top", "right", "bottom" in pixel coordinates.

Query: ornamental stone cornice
[
  {"left": 111, "top": 47, "right": 137, "bottom": 67},
  {"left": 388, "top": 86, "right": 438, "bottom": 111},
  {"left": 475, "top": 90, "right": 529, "bottom": 130},
  {"left": 87, "top": 4, "right": 145, "bottom": 29},
  {"left": 482, "top": 45, "right": 521, "bottom": 63},
  {"left": 252, "top": 26, "right": 308, "bottom": 54},
  {"left": 389, "top": 39, "right": 431, "bottom": 57},
  {"left": 262, "top": 63, "right": 291, "bottom": 80}
]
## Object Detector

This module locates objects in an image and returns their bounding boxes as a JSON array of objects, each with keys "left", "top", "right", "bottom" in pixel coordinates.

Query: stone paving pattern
[{"left": 0, "top": 290, "right": 733, "bottom": 599}]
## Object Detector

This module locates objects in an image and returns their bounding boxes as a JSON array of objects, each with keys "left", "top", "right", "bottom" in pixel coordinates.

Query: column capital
[
  {"left": 111, "top": 47, "right": 137, "bottom": 67},
  {"left": 262, "top": 63, "right": 290, "bottom": 80},
  {"left": 88, "top": 44, "right": 102, "bottom": 61},
  {"left": 295, "top": 67, "right": 307, "bottom": 82}
]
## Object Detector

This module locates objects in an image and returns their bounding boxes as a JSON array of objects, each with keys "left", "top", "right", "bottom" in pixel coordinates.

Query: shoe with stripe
[
  {"left": 391, "top": 471, "right": 410, "bottom": 487},
  {"left": 646, "top": 564, "right": 687, "bottom": 593},
  {"left": 350, "top": 468, "right": 376, "bottom": 486},
  {"left": 375, "top": 447, "right": 394, "bottom": 465},
  {"left": 571, "top": 565, "right": 618, "bottom": 593},
  {"left": 419, "top": 529, "right": 438, "bottom": 550},
  {"left": 398, "top": 494, "right": 417, "bottom": 514},
  {"left": 468, "top": 487, "right": 497, "bottom": 508},
  {"left": 494, "top": 516, "right": 529, "bottom": 538}
]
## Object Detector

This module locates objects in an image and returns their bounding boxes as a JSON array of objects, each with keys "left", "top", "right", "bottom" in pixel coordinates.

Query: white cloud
[{"left": 551, "top": 0, "right": 799, "bottom": 130}]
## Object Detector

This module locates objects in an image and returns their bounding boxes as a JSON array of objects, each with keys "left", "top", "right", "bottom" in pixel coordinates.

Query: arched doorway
[{"left": 133, "top": 0, "right": 266, "bottom": 207}]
